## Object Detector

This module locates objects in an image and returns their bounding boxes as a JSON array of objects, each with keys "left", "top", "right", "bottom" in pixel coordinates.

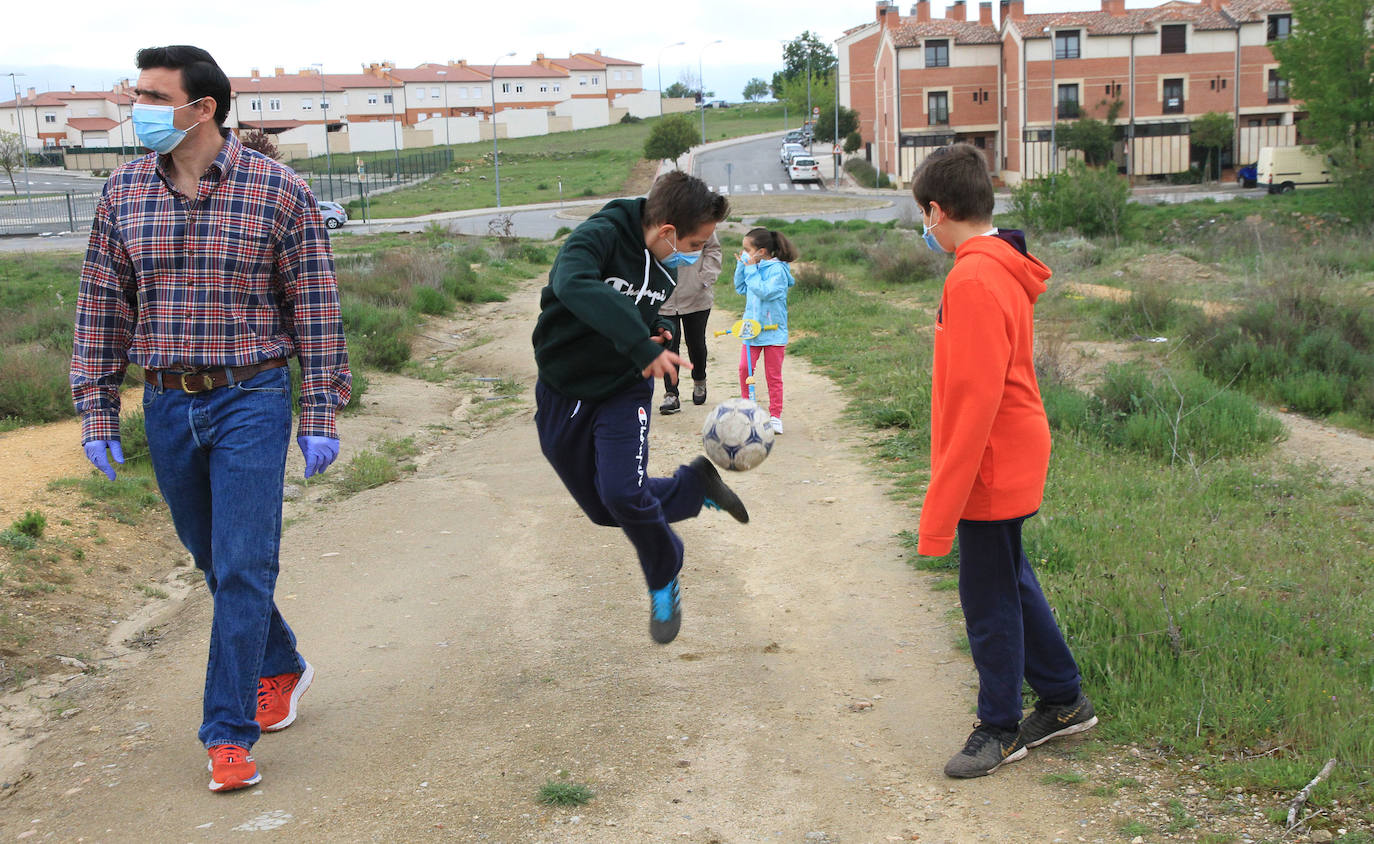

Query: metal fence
[{"left": 0, "top": 192, "right": 100, "bottom": 236}]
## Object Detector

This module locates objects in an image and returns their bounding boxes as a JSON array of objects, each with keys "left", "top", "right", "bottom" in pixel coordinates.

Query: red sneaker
[
  {"left": 256, "top": 660, "right": 314, "bottom": 732},
  {"left": 207, "top": 744, "right": 261, "bottom": 792}
]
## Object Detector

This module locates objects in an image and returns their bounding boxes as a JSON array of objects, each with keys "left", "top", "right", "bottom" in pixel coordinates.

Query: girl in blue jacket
[{"left": 733, "top": 227, "right": 798, "bottom": 434}]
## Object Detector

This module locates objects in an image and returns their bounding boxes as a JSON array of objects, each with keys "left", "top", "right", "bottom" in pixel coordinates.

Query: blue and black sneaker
[
  {"left": 689, "top": 456, "right": 749, "bottom": 524},
  {"left": 649, "top": 577, "right": 682, "bottom": 644}
]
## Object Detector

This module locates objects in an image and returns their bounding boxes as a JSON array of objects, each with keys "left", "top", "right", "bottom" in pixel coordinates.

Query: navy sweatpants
[
  {"left": 535, "top": 377, "right": 707, "bottom": 590},
  {"left": 957, "top": 515, "right": 1082, "bottom": 731}
]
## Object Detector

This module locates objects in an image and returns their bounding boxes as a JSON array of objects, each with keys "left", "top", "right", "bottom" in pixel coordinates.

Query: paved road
[
  {"left": 695, "top": 134, "right": 834, "bottom": 196},
  {"left": 3, "top": 168, "right": 106, "bottom": 196}
]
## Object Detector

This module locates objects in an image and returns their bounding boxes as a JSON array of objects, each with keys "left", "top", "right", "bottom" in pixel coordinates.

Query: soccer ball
[{"left": 701, "top": 398, "right": 774, "bottom": 471}]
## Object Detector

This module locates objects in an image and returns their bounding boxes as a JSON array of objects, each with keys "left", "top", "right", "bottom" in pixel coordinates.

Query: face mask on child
[{"left": 921, "top": 205, "right": 948, "bottom": 254}]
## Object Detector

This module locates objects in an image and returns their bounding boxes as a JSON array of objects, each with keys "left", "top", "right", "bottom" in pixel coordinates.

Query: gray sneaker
[
  {"left": 1018, "top": 692, "right": 1098, "bottom": 748},
  {"left": 944, "top": 723, "right": 1027, "bottom": 778},
  {"left": 692, "top": 382, "right": 707, "bottom": 405}
]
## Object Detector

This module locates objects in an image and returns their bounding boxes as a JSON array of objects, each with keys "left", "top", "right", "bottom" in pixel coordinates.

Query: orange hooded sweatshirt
[{"left": 916, "top": 231, "right": 1052, "bottom": 557}]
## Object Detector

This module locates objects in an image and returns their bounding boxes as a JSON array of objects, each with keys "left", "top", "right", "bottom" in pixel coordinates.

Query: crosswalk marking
[
  {"left": 718, "top": 185, "right": 730, "bottom": 194},
  {"left": 762, "top": 183, "right": 773, "bottom": 191},
  {"left": 749, "top": 184, "right": 758, "bottom": 192}
]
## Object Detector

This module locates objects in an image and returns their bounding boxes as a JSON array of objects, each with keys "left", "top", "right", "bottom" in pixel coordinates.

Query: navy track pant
[
  {"left": 957, "top": 515, "right": 1082, "bottom": 731},
  {"left": 535, "top": 378, "right": 706, "bottom": 590}
]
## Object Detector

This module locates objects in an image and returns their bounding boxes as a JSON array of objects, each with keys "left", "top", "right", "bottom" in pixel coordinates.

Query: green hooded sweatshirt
[{"left": 532, "top": 198, "right": 677, "bottom": 400}]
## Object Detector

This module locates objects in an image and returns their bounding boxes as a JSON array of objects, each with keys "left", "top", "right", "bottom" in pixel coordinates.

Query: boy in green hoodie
[{"left": 532, "top": 171, "right": 747, "bottom": 645}]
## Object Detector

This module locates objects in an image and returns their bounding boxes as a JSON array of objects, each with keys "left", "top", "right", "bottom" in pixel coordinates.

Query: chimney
[
  {"left": 1000, "top": 0, "right": 1023, "bottom": 20},
  {"left": 594, "top": 49, "right": 602, "bottom": 55},
  {"left": 949, "top": 0, "right": 967, "bottom": 21},
  {"left": 1100, "top": 0, "right": 1125, "bottom": 14},
  {"left": 251, "top": 67, "right": 260, "bottom": 79},
  {"left": 979, "top": 0, "right": 993, "bottom": 24},
  {"left": 70, "top": 84, "right": 77, "bottom": 94},
  {"left": 1206, "top": 0, "right": 1223, "bottom": 9},
  {"left": 878, "top": 1, "right": 901, "bottom": 28},
  {"left": 916, "top": 0, "right": 931, "bottom": 22},
  {"left": 274, "top": 66, "right": 285, "bottom": 77},
  {"left": 27, "top": 87, "right": 36, "bottom": 99}
]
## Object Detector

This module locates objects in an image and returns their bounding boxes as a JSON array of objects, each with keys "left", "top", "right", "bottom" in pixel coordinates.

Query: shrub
[
  {"left": 0, "top": 346, "right": 75, "bottom": 424},
  {"left": 864, "top": 238, "right": 944, "bottom": 286},
  {"left": 1098, "top": 285, "right": 1205, "bottom": 340},
  {"left": 843, "top": 157, "right": 891, "bottom": 189},
  {"left": 11, "top": 511, "right": 46, "bottom": 539},
  {"left": 843, "top": 131, "right": 862, "bottom": 154},
  {"left": 341, "top": 299, "right": 413, "bottom": 371},
  {"left": 619, "top": 113, "right": 643, "bottom": 124},
  {"left": 0, "top": 529, "right": 36, "bottom": 551},
  {"left": 643, "top": 113, "right": 698, "bottom": 161},
  {"left": 553, "top": 226, "right": 572, "bottom": 239},
  {"left": 792, "top": 264, "right": 838, "bottom": 295},
  {"left": 412, "top": 286, "right": 452, "bottom": 316},
  {"left": 1009, "top": 160, "right": 1131, "bottom": 238}
]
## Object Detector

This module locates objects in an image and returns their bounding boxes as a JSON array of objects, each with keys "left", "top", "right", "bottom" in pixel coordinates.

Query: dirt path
[{"left": 0, "top": 276, "right": 1113, "bottom": 842}]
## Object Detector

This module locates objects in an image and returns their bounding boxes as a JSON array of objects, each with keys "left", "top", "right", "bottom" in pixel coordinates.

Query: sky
[{"left": 5, "top": 0, "right": 1158, "bottom": 105}]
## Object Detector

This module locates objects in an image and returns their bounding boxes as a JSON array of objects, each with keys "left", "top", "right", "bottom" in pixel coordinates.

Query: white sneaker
[{"left": 769, "top": 416, "right": 784, "bottom": 435}]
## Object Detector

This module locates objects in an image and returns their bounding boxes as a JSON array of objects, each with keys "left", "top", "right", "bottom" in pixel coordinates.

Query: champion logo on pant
[{"left": 635, "top": 406, "right": 648, "bottom": 487}]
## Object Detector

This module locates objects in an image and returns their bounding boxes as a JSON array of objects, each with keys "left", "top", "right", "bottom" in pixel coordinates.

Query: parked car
[
  {"left": 787, "top": 156, "right": 821, "bottom": 183},
  {"left": 1256, "top": 145, "right": 1331, "bottom": 193},
  {"left": 319, "top": 200, "right": 348, "bottom": 229},
  {"left": 1236, "top": 162, "right": 1258, "bottom": 188},
  {"left": 703, "top": 98, "right": 729, "bottom": 109},
  {"left": 780, "top": 143, "right": 808, "bottom": 165},
  {"left": 784, "top": 130, "right": 806, "bottom": 145}
]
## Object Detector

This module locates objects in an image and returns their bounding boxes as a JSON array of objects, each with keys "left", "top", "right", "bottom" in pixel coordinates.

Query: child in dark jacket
[
  {"left": 912, "top": 144, "right": 1097, "bottom": 778},
  {"left": 531, "top": 171, "right": 748, "bottom": 645}
]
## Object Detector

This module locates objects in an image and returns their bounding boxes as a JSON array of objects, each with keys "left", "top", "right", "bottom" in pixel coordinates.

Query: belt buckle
[{"left": 179, "top": 371, "right": 214, "bottom": 394}]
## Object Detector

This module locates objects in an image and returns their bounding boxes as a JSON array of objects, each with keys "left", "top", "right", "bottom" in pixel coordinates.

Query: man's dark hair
[
  {"left": 136, "top": 45, "right": 232, "bottom": 126},
  {"left": 644, "top": 171, "right": 730, "bottom": 234},
  {"left": 911, "top": 143, "right": 994, "bottom": 222}
]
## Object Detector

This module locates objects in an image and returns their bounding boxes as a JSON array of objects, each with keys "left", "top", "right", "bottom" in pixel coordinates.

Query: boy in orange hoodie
[{"left": 913, "top": 145, "right": 1097, "bottom": 778}]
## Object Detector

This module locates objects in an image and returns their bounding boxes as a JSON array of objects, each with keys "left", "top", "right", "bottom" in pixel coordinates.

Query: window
[
  {"left": 553, "top": 83, "right": 561, "bottom": 93},
  {"left": 430, "top": 86, "right": 440, "bottom": 98},
  {"left": 302, "top": 98, "right": 313, "bottom": 110},
  {"left": 1267, "top": 14, "right": 1291, "bottom": 41},
  {"left": 1054, "top": 29, "right": 1080, "bottom": 60},
  {"left": 471, "top": 87, "right": 480, "bottom": 98},
  {"left": 515, "top": 84, "right": 524, "bottom": 93},
  {"left": 415, "top": 87, "right": 426, "bottom": 100},
  {"left": 925, "top": 39, "right": 949, "bottom": 68},
  {"left": 87, "top": 107, "right": 98, "bottom": 116},
  {"left": 1057, "top": 84, "right": 1080, "bottom": 118},
  {"left": 367, "top": 93, "right": 378, "bottom": 104},
  {"left": 44, "top": 112, "right": 56, "bottom": 123},
  {"left": 1104, "top": 82, "right": 1122, "bottom": 96},
  {"left": 625, "top": 69, "right": 634, "bottom": 82},
  {"left": 613, "top": 70, "right": 621, "bottom": 81},
  {"left": 320, "top": 99, "right": 330, "bottom": 110},
  {"left": 383, "top": 93, "right": 394, "bottom": 104},
  {"left": 1161, "top": 24, "right": 1187, "bottom": 54},
  {"left": 579, "top": 76, "right": 588, "bottom": 87},
  {"left": 501, "top": 82, "right": 511, "bottom": 93},
  {"left": 1163, "top": 78, "right": 1184, "bottom": 113},
  {"left": 269, "top": 98, "right": 282, "bottom": 112},
  {"left": 592, "top": 75, "right": 600, "bottom": 85},
  {"left": 540, "top": 84, "right": 548, "bottom": 93},
  {"left": 928, "top": 91, "right": 949, "bottom": 125},
  {"left": 250, "top": 97, "right": 262, "bottom": 112},
  {"left": 1267, "top": 69, "right": 1289, "bottom": 103}
]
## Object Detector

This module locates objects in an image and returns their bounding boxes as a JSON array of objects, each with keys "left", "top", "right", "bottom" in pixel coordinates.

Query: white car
[
  {"left": 787, "top": 156, "right": 821, "bottom": 183},
  {"left": 318, "top": 200, "right": 348, "bottom": 230},
  {"left": 780, "top": 143, "right": 808, "bottom": 165}
]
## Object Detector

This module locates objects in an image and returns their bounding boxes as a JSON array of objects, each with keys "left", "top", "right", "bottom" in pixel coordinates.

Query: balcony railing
[
  {"left": 1056, "top": 103, "right": 1080, "bottom": 119},
  {"left": 1163, "top": 96, "right": 1184, "bottom": 115}
]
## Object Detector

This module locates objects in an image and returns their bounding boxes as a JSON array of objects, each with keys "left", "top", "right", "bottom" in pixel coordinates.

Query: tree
[
  {"left": 1271, "top": 0, "right": 1374, "bottom": 151},
  {"left": 664, "top": 81, "right": 692, "bottom": 99},
  {"left": 814, "top": 106, "right": 859, "bottom": 145},
  {"left": 239, "top": 129, "right": 281, "bottom": 160},
  {"left": 781, "top": 32, "right": 837, "bottom": 84},
  {"left": 0, "top": 130, "right": 25, "bottom": 193},
  {"left": 844, "top": 131, "right": 863, "bottom": 154},
  {"left": 742, "top": 78, "right": 770, "bottom": 102},
  {"left": 1054, "top": 99, "right": 1123, "bottom": 167},
  {"left": 644, "top": 113, "right": 699, "bottom": 163},
  {"left": 1190, "top": 111, "right": 1234, "bottom": 181}
]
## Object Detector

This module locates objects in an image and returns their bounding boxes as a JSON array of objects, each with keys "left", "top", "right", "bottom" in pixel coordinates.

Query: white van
[{"left": 1256, "top": 145, "right": 1331, "bottom": 193}]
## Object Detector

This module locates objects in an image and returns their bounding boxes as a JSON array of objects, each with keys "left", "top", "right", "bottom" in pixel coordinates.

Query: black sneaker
[
  {"left": 944, "top": 723, "right": 1027, "bottom": 778},
  {"left": 649, "top": 577, "right": 682, "bottom": 644},
  {"left": 692, "top": 382, "right": 707, "bottom": 405},
  {"left": 688, "top": 456, "right": 749, "bottom": 524},
  {"left": 1018, "top": 692, "right": 1098, "bottom": 748},
  {"left": 660, "top": 393, "right": 681, "bottom": 415}
]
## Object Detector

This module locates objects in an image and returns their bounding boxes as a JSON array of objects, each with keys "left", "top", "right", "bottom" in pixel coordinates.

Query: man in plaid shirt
[{"left": 70, "top": 45, "right": 350, "bottom": 793}]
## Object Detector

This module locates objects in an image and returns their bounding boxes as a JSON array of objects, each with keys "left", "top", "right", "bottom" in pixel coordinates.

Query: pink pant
[{"left": 739, "top": 344, "right": 785, "bottom": 418}]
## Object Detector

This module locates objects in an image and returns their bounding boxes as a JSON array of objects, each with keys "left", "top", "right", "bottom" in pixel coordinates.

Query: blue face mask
[
  {"left": 131, "top": 98, "right": 205, "bottom": 154},
  {"left": 662, "top": 232, "right": 701, "bottom": 268},
  {"left": 921, "top": 207, "right": 948, "bottom": 253}
]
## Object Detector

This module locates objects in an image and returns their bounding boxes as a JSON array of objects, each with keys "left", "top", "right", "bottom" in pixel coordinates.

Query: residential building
[
  {"left": 543, "top": 50, "right": 644, "bottom": 102},
  {"left": 382, "top": 62, "right": 493, "bottom": 122},
  {"left": 845, "top": 0, "right": 1300, "bottom": 186},
  {"left": 491, "top": 63, "right": 570, "bottom": 112},
  {"left": 227, "top": 68, "right": 346, "bottom": 136},
  {"left": 0, "top": 86, "right": 131, "bottom": 149}
]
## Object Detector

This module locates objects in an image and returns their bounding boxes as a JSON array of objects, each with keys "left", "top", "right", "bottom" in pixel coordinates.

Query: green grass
[
  {"left": 332, "top": 436, "right": 420, "bottom": 496},
  {"left": 337, "top": 104, "right": 788, "bottom": 217},
  {"left": 47, "top": 474, "right": 162, "bottom": 525},
  {"left": 731, "top": 217, "right": 1374, "bottom": 811},
  {"left": 1041, "top": 771, "right": 1088, "bottom": 785},
  {"left": 536, "top": 780, "right": 594, "bottom": 806}
]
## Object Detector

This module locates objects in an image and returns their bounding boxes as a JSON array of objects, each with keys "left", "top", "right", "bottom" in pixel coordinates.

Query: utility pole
[
  {"left": 490, "top": 51, "right": 516, "bottom": 208},
  {"left": 5, "top": 72, "right": 33, "bottom": 212},
  {"left": 657, "top": 41, "right": 684, "bottom": 118},
  {"left": 312, "top": 63, "right": 334, "bottom": 200}
]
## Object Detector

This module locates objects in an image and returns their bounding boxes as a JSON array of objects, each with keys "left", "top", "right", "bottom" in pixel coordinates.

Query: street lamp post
[
  {"left": 312, "top": 63, "right": 334, "bottom": 200},
  {"left": 251, "top": 77, "right": 264, "bottom": 132},
  {"left": 657, "top": 41, "right": 685, "bottom": 118},
  {"left": 436, "top": 69, "right": 451, "bottom": 149},
  {"left": 5, "top": 72, "right": 33, "bottom": 208},
  {"left": 490, "top": 51, "right": 516, "bottom": 208},
  {"left": 386, "top": 77, "right": 400, "bottom": 177},
  {"left": 115, "top": 80, "right": 130, "bottom": 156},
  {"left": 1043, "top": 27, "right": 1057, "bottom": 177},
  {"left": 833, "top": 50, "right": 841, "bottom": 190},
  {"left": 698, "top": 40, "right": 722, "bottom": 146},
  {"left": 806, "top": 54, "right": 812, "bottom": 130}
]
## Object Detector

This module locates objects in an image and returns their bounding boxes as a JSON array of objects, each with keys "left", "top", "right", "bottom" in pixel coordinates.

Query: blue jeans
[
  {"left": 534, "top": 378, "right": 706, "bottom": 590},
  {"left": 957, "top": 515, "right": 1081, "bottom": 731},
  {"left": 142, "top": 365, "right": 304, "bottom": 750}
]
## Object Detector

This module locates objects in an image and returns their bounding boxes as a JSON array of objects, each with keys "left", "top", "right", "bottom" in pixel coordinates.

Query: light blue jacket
[{"left": 733, "top": 258, "right": 795, "bottom": 346}]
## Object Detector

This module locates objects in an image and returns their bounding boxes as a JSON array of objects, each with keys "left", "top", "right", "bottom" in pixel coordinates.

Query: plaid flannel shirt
[{"left": 71, "top": 131, "right": 350, "bottom": 443}]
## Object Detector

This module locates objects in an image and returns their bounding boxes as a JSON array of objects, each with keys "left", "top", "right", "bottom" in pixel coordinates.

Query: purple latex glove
[
  {"left": 84, "top": 440, "right": 125, "bottom": 481},
  {"left": 298, "top": 436, "right": 340, "bottom": 479}
]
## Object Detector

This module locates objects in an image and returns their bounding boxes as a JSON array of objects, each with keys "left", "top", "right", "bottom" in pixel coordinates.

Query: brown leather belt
[{"left": 145, "top": 358, "right": 288, "bottom": 394}]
